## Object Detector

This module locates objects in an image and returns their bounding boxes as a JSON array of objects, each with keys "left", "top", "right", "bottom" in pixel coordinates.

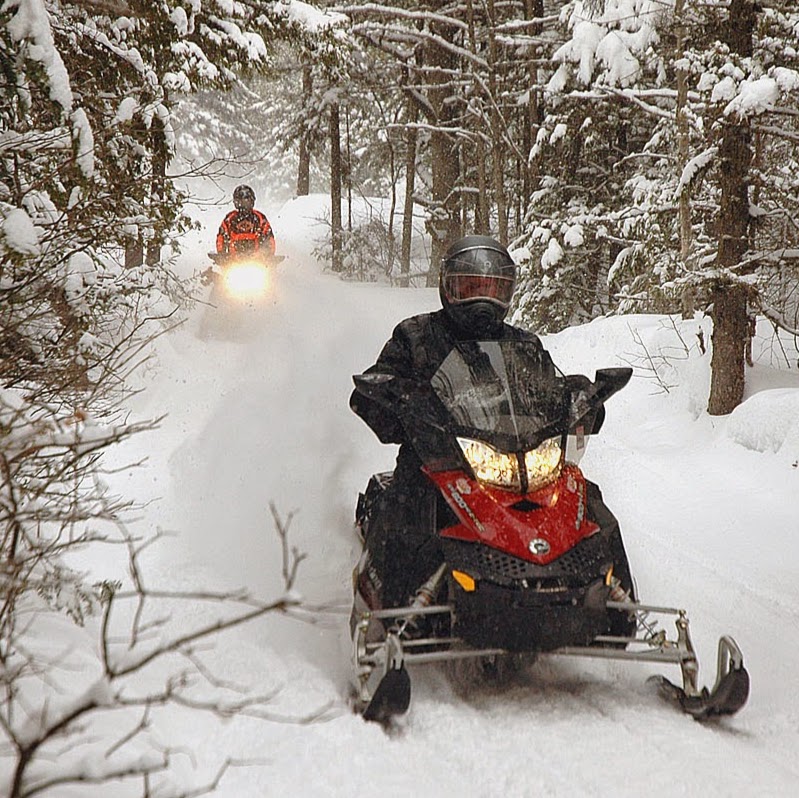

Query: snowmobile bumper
[{"left": 351, "top": 599, "right": 749, "bottom": 722}]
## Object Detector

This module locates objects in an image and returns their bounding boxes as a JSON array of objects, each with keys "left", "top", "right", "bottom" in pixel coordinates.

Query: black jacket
[{"left": 350, "top": 309, "right": 552, "bottom": 447}]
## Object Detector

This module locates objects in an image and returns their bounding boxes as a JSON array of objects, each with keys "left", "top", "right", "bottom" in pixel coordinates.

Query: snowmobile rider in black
[{"left": 350, "top": 235, "right": 555, "bottom": 610}]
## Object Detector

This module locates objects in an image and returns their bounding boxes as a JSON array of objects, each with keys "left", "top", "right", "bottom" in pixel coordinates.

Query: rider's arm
[
  {"left": 255, "top": 212, "right": 276, "bottom": 256},
  {"left": 350, "top": 323, "right": 414, "bottom": 444},
  {"left": 216, "top": 214, "right": 232, "bottom": 254}
]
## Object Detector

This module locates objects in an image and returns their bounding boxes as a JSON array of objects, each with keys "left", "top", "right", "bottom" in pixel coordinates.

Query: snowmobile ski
[
  {"left": 362, "top": 667, "right": 411, "bottom": 724},
  {"left": 353, "top": 627, "right": 412, "bottom": 724},
  {"left": 649, "top": 635, "right": 750, "bottom": 719}
]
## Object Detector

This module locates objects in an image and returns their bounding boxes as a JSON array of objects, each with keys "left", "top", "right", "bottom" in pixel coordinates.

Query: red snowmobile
[{"left": 349, "top": 339, "right": 749, "bottom": 723}]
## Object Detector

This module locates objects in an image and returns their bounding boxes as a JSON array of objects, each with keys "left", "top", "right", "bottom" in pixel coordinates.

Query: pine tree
[{"left": 512, "top": 0, "right": 799, "bottom": 412}]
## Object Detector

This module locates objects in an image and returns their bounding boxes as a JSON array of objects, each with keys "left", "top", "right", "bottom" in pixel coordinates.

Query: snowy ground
[{"left": 75, "top": 193, "right": 799, "bottom": 797}]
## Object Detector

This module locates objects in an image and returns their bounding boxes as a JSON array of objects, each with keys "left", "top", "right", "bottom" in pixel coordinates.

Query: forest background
[{"left": 1, "top": 1, "right": 798, "bottom": 795}]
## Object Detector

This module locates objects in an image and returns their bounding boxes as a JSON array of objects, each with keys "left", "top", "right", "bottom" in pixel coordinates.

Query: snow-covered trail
[{"left": 115, "top": 198, "right": 798, "bottom": 797}]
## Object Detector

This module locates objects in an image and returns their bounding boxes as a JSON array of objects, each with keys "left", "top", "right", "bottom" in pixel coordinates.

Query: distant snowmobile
[{"left": 349, "top": 339, "right": 750, "bottom": 724}]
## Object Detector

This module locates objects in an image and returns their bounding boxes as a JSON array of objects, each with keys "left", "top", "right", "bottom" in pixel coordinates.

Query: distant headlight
[
  {"left": 457, "top": 436, "right": 563, "bottom": 492},
  {"left": 223, "top": 262, "right": 269, "bottom": 299}
]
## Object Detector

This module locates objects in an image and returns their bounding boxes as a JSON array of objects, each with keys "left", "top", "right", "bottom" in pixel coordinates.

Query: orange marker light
[{"left": 452, "top": 570, "right": 476, "bottom": 592}]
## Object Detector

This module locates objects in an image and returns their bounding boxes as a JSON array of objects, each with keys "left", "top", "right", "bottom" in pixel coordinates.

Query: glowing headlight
[
  {"left": 457, "top": 436, "right": 563, "bottom": 492},
  {"left": 457, "top": 437, "right": 522, "bottom": 490},
  {"left": 524, "top": 437, "right": 563, "bottom": 491},
  {"left": 223, "top": 262, "right": 269, "bottom": 299}
]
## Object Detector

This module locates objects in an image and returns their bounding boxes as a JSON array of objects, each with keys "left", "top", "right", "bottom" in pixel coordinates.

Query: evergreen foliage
[
  {"left": 0, "top": 3, "right": 323, "bottom": 792},
  {"left": 511, "top": 0, "right": 799, "bottom": 338}
]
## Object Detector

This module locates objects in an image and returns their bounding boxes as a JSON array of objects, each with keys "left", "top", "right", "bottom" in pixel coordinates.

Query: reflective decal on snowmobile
[{"left": 445, "top": 481, "right": 485, "bottom": 533}]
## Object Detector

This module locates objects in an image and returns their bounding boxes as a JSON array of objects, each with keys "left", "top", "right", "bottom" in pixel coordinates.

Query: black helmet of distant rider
[
  {"left": 233, "top": 184, "right": 256, "bottom": 213},
  {"left": 439, "top": 235, "right": 517, "bottom": 335}
]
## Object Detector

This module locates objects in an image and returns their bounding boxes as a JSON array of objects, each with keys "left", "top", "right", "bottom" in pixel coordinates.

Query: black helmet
[
  {"left": 233, "top": 184, "right": 255, "bottom": 212},
  {"left": 439, "top": 235, "right": 517, "bottom": 333}
]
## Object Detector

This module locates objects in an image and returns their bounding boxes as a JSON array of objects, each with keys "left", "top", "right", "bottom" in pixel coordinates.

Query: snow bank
[{"left": 726, "top": 388, "right": 799, "bottom": 459}]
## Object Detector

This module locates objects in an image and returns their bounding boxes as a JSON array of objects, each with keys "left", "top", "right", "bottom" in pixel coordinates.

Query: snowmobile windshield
[{"left": 430, "top": 340, "right": 569, "bottom": 452}]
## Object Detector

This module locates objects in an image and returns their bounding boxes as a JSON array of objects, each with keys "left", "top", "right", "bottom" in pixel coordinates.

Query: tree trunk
[
  {"left": 708, "top": 283, "right": 749, "bottom": 415},
  {"left": 125, "top": 238, "right": 144, "bottom": 269},
  {"left": 465, "top": 0, "right": 488, "bottom": 235},
  {"left": 297, "top": 63, "right": 312, "bottom": 196},
  {"left": 400, "top": 96, "right": 418, "bottom": 288},
  {"left": 146, "top": 112, "right": 167, "bottom": 267},
  {"left": 426, "top": 19, "right": 462, "bottom": 286},
  {"left": 475, "top": 140, "right": 489, "bottom": 234},
  {"left": 345, "top": 106, "right": 353, "bottom": 232},
  {"left": 329, "top": 100, "right": 343, "bottom": 273},
  {"left": 487, "top": 0, "right": 507, "bottom": 244},
  {"left": 675, "top": 0, "right": 694, "bottom": 319},
  {"left": 427, "top": 135, "right": 460, "bottom": 285},
  {"left": 707, "top": 0, "right": 755, "bottom": 415},
  {"left": 520, "top": 0, "right": 544, "bottom": 235}
]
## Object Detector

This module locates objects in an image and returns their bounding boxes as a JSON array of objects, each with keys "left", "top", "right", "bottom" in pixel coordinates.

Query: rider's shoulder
[
  {"left": 503, "top": 322, "right": 543, "bottom": 345},
  {"left": 394, "top": 311, "right": 443, "bottom": 338}
]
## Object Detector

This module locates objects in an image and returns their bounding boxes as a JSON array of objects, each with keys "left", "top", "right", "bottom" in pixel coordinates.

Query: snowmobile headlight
[
  {"left": 523, "top": 436, "right": 563, "bottom": 491},
  {"left": 223, "top": 261, "right": 269, "bottom": 299},
  {"left": 457, "top": 436, "right": 563, "bottom": 492},
  {"left": 457, "top": 437, "right": 522, "bottom": 491}
]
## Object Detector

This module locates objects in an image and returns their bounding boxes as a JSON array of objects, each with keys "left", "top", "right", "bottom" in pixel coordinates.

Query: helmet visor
[{"left": 443, "top": 274, "right": 515, "bottom": 308}]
